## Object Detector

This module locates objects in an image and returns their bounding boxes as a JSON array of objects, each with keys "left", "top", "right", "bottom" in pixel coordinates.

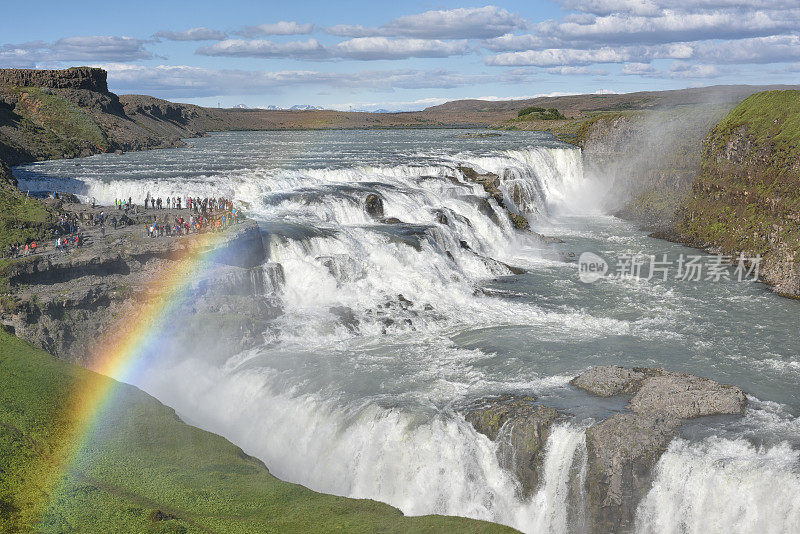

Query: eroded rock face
[
  {"left": 570, "top": 366, "right": 660, "bottom": 397},
  {"left": 573, "top": 366, "right": 747, "bottom": 532},
  {"left": 629, "top": 372, "right": 747, "bottom": 418},
  {"left": 464, "top": 394, "right": 559, "bottom": 498},
  {"left": 364, "top": 193, "right": 384, "bottom": 219},
  {"left": 585, "top": 414, "right": 679, "bottom": 533}
]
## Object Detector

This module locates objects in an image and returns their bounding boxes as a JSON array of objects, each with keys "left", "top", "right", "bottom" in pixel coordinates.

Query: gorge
[{"left": 1, "top": 68, "right": 799, "bottom": 533}]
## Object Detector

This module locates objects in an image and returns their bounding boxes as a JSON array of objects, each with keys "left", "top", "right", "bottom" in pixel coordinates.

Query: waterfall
[{"left": 635, "top": 437, "right": 800, "bottom": 534}]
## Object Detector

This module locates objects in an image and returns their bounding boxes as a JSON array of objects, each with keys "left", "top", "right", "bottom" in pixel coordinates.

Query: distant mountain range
[
  {"left": 230, "top": 104, "right": 326, "bottom": 111},
  {"left": 230, "top": 104, "right": 408, "bottom": 113}
]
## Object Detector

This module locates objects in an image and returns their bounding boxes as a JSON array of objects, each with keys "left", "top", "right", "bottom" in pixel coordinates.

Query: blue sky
[{"left": 2, "top": 1, "right": 799, "bottom": 110}]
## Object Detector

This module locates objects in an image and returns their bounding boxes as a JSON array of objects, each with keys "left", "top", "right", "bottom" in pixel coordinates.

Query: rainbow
[{"left": 27, "top": 228, "right": 232, "bottom": 523}]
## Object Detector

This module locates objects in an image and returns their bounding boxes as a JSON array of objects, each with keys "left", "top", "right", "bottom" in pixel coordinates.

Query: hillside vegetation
[
  {"left": 676, "top": 90, "right": 800, "bottom": 296},
  {"left": 0, "top": 328, "right": 515, "bottom": 533}
]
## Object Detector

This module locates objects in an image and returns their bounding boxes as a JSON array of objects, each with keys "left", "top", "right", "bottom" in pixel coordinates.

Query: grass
[
  {"left": 675, "top": 91, "right": 800, "bottom": 286},
  {"left": 11, "top": 87, "right": 110, "bottom": 153},
  {"left": 0, "top": 329, "right": 517, "bottom": 533},
  {"left": 0, "top": 182, "right": 55, "bottom": 251},
  {"left": 707, "top": 90, "right": 800, "bottom": 171}
]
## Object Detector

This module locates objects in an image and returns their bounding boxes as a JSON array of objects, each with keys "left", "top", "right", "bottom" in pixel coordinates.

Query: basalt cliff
[{"left": 576, "top": 90, "right": 800, "bottom": 298}]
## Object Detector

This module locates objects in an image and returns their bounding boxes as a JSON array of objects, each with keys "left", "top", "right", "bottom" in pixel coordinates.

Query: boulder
[
  {"left": 464, "top": 394, "right": 559, "bottom": 498},
  {"left": 364, "top": 194, "right": 384, "bottom": 219},
  {"left": 585, "top": 414, "right": 679, "bottom": 532},
  {"left": 573, "top": 366, "right": 747, "bottom": 532},
  {"left": 570, "top": 366, "right": 659, "bottom": 397},
  {"left": 629, "top": 372, "right": 747, "bottom": 419}
]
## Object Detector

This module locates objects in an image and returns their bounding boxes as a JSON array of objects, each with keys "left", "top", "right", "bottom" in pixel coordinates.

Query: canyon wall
[{"left": 674, "top": 90, "right": 800, "bottom": 297}]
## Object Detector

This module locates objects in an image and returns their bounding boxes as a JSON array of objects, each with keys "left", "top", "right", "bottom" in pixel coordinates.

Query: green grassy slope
[
  {"left": 676, "top": 90, "right": 800, "bottom": 295},
  {"left": 0, "top": 329, "right": 516, "bottom": 533},
  {"left": 0, "top": 182, "right": 55, "bottom": 252},
  {"left": 0, "top": 87, "right": 111, "bottom": 165}
]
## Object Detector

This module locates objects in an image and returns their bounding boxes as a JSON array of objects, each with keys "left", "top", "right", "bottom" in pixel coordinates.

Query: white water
[
  {"left": 16, "top": 130, "right": 800, "bottom": 533},
  {"left": 636, "top": 438, "right": 800, "bottom": 534}
]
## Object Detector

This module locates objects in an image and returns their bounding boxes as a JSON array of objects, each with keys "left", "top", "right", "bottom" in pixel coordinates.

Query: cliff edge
[{"left": 673, "top": 90, "right": 800, "bottom": 297}]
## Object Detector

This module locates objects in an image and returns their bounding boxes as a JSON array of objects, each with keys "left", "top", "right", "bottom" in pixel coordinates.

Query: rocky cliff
[
  {"left": 465, "top": 367, "right": 747, "bottom": 533},
  {"left": 674, "top": 90, "right": 800, "bottom": 297},
  {"left": 0, "top": 217, "right": 282, "bottom": 366},
  {"left": 0, "top": 67, "right": 109, "bottom": 92},
  {"left": 576, "top": 105, "right": 731, "bottom": 231},
  {"left": 0, "top": 67, "right": 217, "bottom": 175}
]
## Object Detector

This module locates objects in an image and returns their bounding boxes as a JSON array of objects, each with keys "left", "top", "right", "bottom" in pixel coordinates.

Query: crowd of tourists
[
  {"left": 4, "top": 194, "right": 243, "bottom": 258},
  {"left": 146, "top": 203, "right": 242, "bottom": 238}
]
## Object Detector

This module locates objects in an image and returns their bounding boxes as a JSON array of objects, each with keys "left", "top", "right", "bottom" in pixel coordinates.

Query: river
[{"left": 16, "top": 130, "right": 800, "bottom": 533}]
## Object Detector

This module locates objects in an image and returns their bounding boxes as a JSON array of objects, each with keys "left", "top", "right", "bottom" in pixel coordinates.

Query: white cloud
[
  {"left": 237, "top": 21, "right": 314, "bottom": 37},
  {"left": 546, "top": 66, "right": 609, "bottom": 75},
  {"left": 334, "top": 38, "right": 470, "bottom": 60},
  {"left": 534, "top": 9, "right": 798, "bottom": 46},
  {"left": 99, "top": 63, "right": 524, "bottom": 98},
  {"left": 197, "top": 39, "right": 328, "bottom": 60},
  {"left": 695, "top": 34, "right": 800, "bottom": 64},
  {"left": 485, "top": 45, "right": 687, "bottom": 67},
  {"left": 154, "top": 27, "right": 227, "bottom": 41},
  {"left": 0, "top": 36, "right": 151, "bottom": 67},
  {"left": 620, "top": 62, "right": 657, "bottom": 75},
  {"left": 197, "top": 37, "right": 471, "bottom": 61},
  {"left": 327, "top": 6, "right": 528, "bottom": 39}
]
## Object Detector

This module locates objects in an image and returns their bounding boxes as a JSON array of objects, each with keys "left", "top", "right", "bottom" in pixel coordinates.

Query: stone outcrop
[
  {"left": 673, "top": 91, "right": 800, "bottom": 298},
  {"left": 584, "top": 413, "right": 678, "bottom": 533},
  {"left": 464, "top": 394, "right": 559, "bottom": 498},
  {"left": 364, "top": 193, "right": 384, "bottom": 219},
  {"left": 0, "top": 219, "right": 279, "bottom": 366},
  {"left": 0, "top": 67, "right": 109, "bottom": 92},
  {"left": 572, "top": 366, "right": 746, "bottom": 532}
]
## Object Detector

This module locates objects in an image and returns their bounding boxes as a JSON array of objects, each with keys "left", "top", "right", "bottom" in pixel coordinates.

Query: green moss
[
  {"left": 0, "top": 182, "right": 55, "bottom": 251},
  {"left": 0, "top": 330, "right": 516, "bottom": 533},
  {"left": 12, "top": 87, "right": 110, "bottom": 152},
  {"left": 676, "top": 91, "right": 800, "bottom": 277}
]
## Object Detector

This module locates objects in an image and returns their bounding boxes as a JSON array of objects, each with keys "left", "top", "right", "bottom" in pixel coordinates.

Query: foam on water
[
  {"left": 635, "top": 438, "right": 800, "bottom": 534},
  {"left": 16, "top": 130, "right": 800, "bottom": 533}
]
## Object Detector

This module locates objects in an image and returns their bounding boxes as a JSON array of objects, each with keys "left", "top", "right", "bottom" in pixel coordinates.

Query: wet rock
[
  {"left": 570, "top": 366, "right": 659, "bottom": 397},
  {"left": 364, "top": 193, "right": 384, "bottom": 219},
  {"left": 397, "top": 294, "right": 413, "bottom": 309},
  {"left": 465, "top": 394, "right": 559, "bottom": 498},
  {"left": 629, "top": 372, "right": 747, "bottom": 419},
  {"left": 380, "top": 217, "right": 402, "bottom": 224},
  {"left": 585, "top": 413, "right": 679, "bottom": 533},
  {"left": 574, "top": 366, "right": 748, "bottom": 532},
  {"left": 571, "top": 366, "right": 747, "bottom": 418},
  {"left": 329, "top": 306, "right": 359, "bottom": 332},
  {"left": 509, "top": 213, "right": 530, "bottom": 230}
]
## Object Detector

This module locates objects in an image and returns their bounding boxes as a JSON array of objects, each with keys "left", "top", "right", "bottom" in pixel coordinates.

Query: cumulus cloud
[
  {"left": 334, "top": 38, "right": 470, "bottom": 60},
  {"left": 196, "top": 38, "right": 328, "bottom": 60},
  {"left": 485, "top": 44, "right": 691, "bottom": 67},
  {"left": 694, "top": 34, "right": 800, "bottom": 64},
  {"left": 99, "top": 63, "right": 528, "bottom": 98},
  {"left": 546, "top": 66, "right": 608, "bottom": 75},
  {"left": 327, "top": 6, "right": 527, "bottom": 39},
  {"left": 0, "top": 36, "right": 151, "bottom": 67},
  {"left": 533, "top": 8, "right": 798, "bottom": 46},
  {"left": 237, "top": 21, "right": 314, "bottom": 37},
  {"left": 154, "top": 27, "right": 227, "bottom": 41},
  {"left": 482, "top": 0, "right": 800, "bottom": 84},
  {"left": 197, "top": 37, "right": 470, "bottom": 61},
  {"left": 621, "top": 61, "right": 727, "bottom": 78}
]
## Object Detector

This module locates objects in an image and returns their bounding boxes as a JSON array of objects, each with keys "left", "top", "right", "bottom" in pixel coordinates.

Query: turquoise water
[{"left": 17, "top": 130, "right": 800, "bottom": 533}]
